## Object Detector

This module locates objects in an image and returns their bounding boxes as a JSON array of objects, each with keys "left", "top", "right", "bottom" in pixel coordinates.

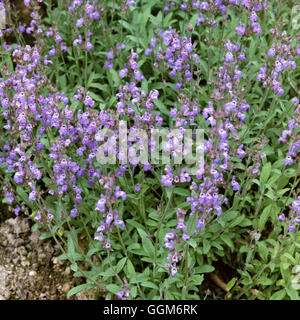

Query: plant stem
[{"left": 153, "top": 187, "right": 174, "bottom": 279}]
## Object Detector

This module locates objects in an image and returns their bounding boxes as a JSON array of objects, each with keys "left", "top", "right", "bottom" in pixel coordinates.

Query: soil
[{"left": 0, "top": 214, "right": 101, "bottom": 300}]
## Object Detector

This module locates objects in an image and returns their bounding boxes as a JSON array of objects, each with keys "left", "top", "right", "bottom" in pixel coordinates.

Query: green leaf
[
  {"left": 260, "top": 162, "right": 272, "bottom": 185},
  {"left": 67, "top": 233, "right": 76, "bottom": 261},
  {"left": 109, "top": 69, "right": 120, "bottom": 87},
  {"left": 229, "top": 215, "right": 245, "bottom": 228},
  {"left": 257, "top": 276, "right": 273, "bottom": 286},
  {"left": 226, "top": 277, "right": 237, "bottom": 291},
  {"left": 280, "top": 262, "right": 291, "bottom": 285},
  {"left": 283, "top": 253, "right": 296, "bottom": 264},
  {"left": 223, "top": 210, "right": 239, "bottom": 222},
  {"left": 270, "top": 289, "right": 286, "bottom": 300},
  {"left": 257, "top": 241, "right": 269, "bottom": 262},
  {"left": 220, "top": 234, "right": 234, "bottom": 251},
  {"left": 174, "top": 187, "right": 190, "bottom": 197},
  {"left": 141, "top": 281, "right": 159, "bottom": 290},
  {"left": 154, "top": 99, "right": 170, "bottom": 116},
  {"left": 106, "top": 284, "right": 121, "bottom": 295},
  {"left": 115, "top": 257, "right": 127, "bottom": 274},
  {"left": 138, "top": 228, "right": 155, "bottom": 259},
  {"left": 197, "top": 265, "right": 215, "bottom": 273},
  {"left": 39, "top": 232, "right": 52, "bottom": 240},
  {"left": 187, "top": 239, "right": 197, "bottom": 249},
  {"left": 99, "top": 270, "right": 115, "bottom": 277},
  {"left": 286, "top": 287, "right": 299, "bottom": 300},
  {"left": 67, "top": 283, "right": 95, "bottom": 297},
  {"left": 70, "top": 263, "right": 78, "bottom": 272},
  {"left": 127, "top": 219, "right": 146, "bottom": 231},
  {"left": 16, "top": 186, "right": 28, "bottom": 203},
  {"left": 203, "top": 239, "right": 211, "bottom": 254},
  {"left": 127, "top": 259, "right": 136, "bottom": 277},
  {"left": 258, "top": 204, "right": 273, "bottom": 230}
]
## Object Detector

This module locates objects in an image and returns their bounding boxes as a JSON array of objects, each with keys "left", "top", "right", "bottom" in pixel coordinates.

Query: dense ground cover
[{"left": 0, "top": 0, "right": 299, "bottom": 300}]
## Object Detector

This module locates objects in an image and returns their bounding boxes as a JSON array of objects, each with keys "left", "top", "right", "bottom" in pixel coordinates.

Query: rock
[
  {"left": 12, "top": 257, "right": 20, "bottom": 265},
  {"left": 21, "top": 260, "right": 30, "bottom": 267},
  {"left": 0, "top": 216, "right": 91, "bottom": 300},
  {"left": 7, "top": 217, "right": 30, "bottom": 234},
  {"left": 14, "top": 238, "right": 24, "bottom": 246},
  {"left": 29, "top": 231, "right": 41, "bottom": 244},
  {"left": 62, "top": 282, "right": 70, "bottom": 293},
  {"left": 18, "top": 246, "right": 27, "bottom": 256},
  {"left": 64, "top": 267, "right": 71, "bottom": 276},
  {"left": 29, "top": 270, "right": 37, "bottom": 277},
  {"left": 38, "top": 253, "right": 46, "bottom": 261}
]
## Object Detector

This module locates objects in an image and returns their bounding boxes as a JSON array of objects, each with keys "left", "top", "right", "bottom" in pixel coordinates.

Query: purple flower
[
  {"left": 86, "top": 41, "right": 94, "bottom": 51},
  {"left": 34, "top": 211, "right": 42, "bottom": 221},
  {"left": 119, "top": 68, "right": 128, "bottom": 78},
  {"left": 237, "top": 144, "right": 246, "bottom": 158},
  {"left": 150, "top": 36, "right": 157, "bottom": 48},
  {"left": 164, "top": 240, "right": 174, "bottom": 250},
  {"left": 76, "top": 16, "right": 84, "bottom": 28},
  {"left": 267, "top": 48, "right": 276, "bottom": 57},
  {"left": 171, "top": 265, "right": 177, "bottom": 276},
  {"left": 149, "top": 89, "right": 159, "bottom": 101},
  {"left": 106, "top": 212, "right": 113, "bottom": 225},
  {"left": 291, "top": 97, "right": 299, "bottom": 106},
  {"left": 96, "top": 195, "right": 106, "bottom": 212},
  {"left": 176, "top": 221, "right": 186, "bottom": 230},
  {"left": 14, "top": 172, "right": 24, "bottom": 184},
  {"left": 249, "top": 11, "right": 258, "bottom": 22},
  {"left": 231, "top": 176, "right": 240, "bottom": 191},
  {"left": 70, "top": 206, "right": 78, "bottom": 218},
  {"left": 235, "top": 21, "right": 245, "bottom": 36},
  {"left": 104, "top": 61, "right": 113, "bottom": 69},
  {"left": 94, "top": 232, "right": 104, "bottom": 242},
  {"left": 224, "top": 52, "right": 234, "bottom": 62},
  {"left": 289, "top": 223, "right": 295, "bottom": 233},
  {"left": 5, "top": 192, "right": 14, "bottom": 205},
  {"left": 161, "top": 174, "right": 173, "bottom": 188},
  {"left": 48, "top": 45, "right": 56, "bottom": 56},
  {"left": 28, "top": 191, "right": 37, "bottom": 201},
  {"left": 117, "top": 288, "right": 124, "bottom": 299},
  {"left": 126, "top": 0, "right": 136, "bottom": 6},
  {"left": 164, "top": 231, "right": 175, "bottom": 242},
  {"left": 284, "top": 156, "right": 293, "bottom": 166},
  {"left": 115, "top": 186, "right": 126, "bottom": 200},
  {"left": 107, "top": 48, "right": 114, "bottom": 60}
]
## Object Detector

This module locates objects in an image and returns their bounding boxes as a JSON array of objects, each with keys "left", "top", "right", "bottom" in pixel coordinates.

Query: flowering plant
[{"left": 0, "top": 0, "right": 300, "bottom": 300}]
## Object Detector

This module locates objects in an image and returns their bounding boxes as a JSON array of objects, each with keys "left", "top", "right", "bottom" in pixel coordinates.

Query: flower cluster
[
  {"left": 278, "top": 97, "right": 300, "bottom": 166},
  {"left": 94, "top": 184, "right": 126, "bottom": 249},
  {"left": 257, "top": 29, "right": 297, "bottom": 96},
  {"left": 187, "top": 177, "right": 226, "bottom": 225},
  {"left": 0, "top": 44, "right": 121, "bottom": 225},
  {"left": 278, "top": 196, "right": 300, "bottom": 233},
  {"left": 233, "top": 0, "right": 271, "bottom": 36},
  {"left": 163, "top": 223, "right": 185, "bottom": 277},
  {"left": 116, "top": 277, "right": 131, "bottom": 299},
  {"left": 145, "top": 27, "right": 200, "bottom": 90}
]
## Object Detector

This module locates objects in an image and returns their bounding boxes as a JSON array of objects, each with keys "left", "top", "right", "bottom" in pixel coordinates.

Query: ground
[{"left": 0, "top": 214, "right": 101, "bottom": 300}]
